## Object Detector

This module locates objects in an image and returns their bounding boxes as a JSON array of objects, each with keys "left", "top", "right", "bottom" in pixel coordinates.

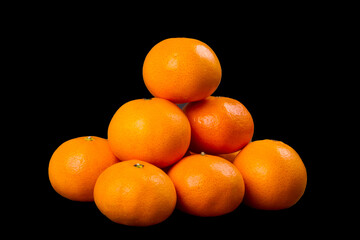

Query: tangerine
[
  {"left": 168, "top": 153, "right": 245, "bottom": 217},
  {"left": 143, "top": 38, "right": 222, "bottom": 103},
  {"left": 94, "top": 160, "right": 177, "bottom": 226},
  {"left": 48, "top": 136, "right": 118, "bottom": 201},
  {"left": 108, "top": 98, "right": 191, "bottom": 168},
  {"left": 183, "top": 96, "right": 254, "bottom": 154},
  {"left": 233, "top": 139, "right": 307, "bottom": 210},
  {"left": 218, "top": 150, "right": 241, "bottom": 163}
]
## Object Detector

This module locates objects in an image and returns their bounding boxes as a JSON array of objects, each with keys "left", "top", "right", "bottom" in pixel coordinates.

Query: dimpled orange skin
[
  {"left": 143, "top": 38, "right": 222, "bottom": 103},
  {"left": 108, "top": 98, "right": 191, "bottom": 168},
  {"left": 167, "top": 154, "right": 245, "bottom": 217},
  {"left": 233, "top": 140, "right": 307, "bottom": 210},
  {"left": 94, "top": 160, "right": 177, "bottom": 226},
  {"left": 48, "top": 136, "right": 119, "bottom": 202},
  {"left": 183, "top": 96, "right": 254, "bottom": 154}
]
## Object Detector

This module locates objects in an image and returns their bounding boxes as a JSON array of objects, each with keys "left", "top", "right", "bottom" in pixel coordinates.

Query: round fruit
[
  {"left": 143, "top": 38, "right": 222, "bottom": 103},
  {"left": 48, "top": 136, "right": 118, "bottom": 202},
  {"left": 233, "top": 139, "right": 307, "bottom": 210},
  {"left": 108, "top": 98, "right": 191, "bottom": 168},
  {"left": 183, "top": 96, "right": 254, "bottom": 154},
  {"left": 167, "top": 153, "right": 245, "bottom": 217},
  {"left": 94, "top": 160, "right": 177, "bottom": 226}
]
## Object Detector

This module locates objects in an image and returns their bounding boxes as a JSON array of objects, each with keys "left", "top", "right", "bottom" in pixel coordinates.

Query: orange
[
  {"left": 185, "top": 149, "right": 241, "bottom": 163},
  {"left": 48, "top": 136, "right": 118, "bottom": 202},
  {"left": 233, "top": 139, "right": 307, "bottom": 210},
  {"left": 218, "top": 150, "right": 241, "bottom": 163},
  {"left": 167, "top": 153, "right": 245, "bottom": 217},
  {"left": 108, "top": 98, "right": 191, "bottom": 168},
  {"left": 143, "top": 38, "right": 222, "bottom": 103},
  {"left": 183, "top": 96, "right": 254, "bottom": 154},
  {"left": 94, "top": 160, "right": 177, "bottom": 226}
]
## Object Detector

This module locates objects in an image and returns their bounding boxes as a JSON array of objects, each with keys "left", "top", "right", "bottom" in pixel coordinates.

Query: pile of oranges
[{"left": 48, "top": 38, "right": 307, "bottom": 227}]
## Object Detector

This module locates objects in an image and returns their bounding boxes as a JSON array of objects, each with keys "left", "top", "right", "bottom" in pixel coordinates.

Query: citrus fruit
[
  {"left": 183, "top": 150, "right": 241, "bottom": 163},
  {"left": 167, "top": 153, "right": 245, "bottom": 217},
  {"left": 233, "top": 139, "right": 307, "bottom": 210},
  {"left": 94, "top": 160, "right": 177, "bottom": 226},
  {"left": 108, "top": 98, "right": 191, "bottom": 168},
  {"left": 183, "top": 96, "right": 254, "bottom": 154},
  {"left": 143, "top": 38, "right": 222, "bottom": 103},
  {"left": 218, "top": 150, "right": 241, "bottom": 163},
  {"left": 48, "top": 136, "right": 118, "bottom": 202}
]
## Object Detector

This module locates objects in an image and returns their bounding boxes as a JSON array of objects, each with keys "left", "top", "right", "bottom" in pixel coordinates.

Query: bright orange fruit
[
  {"left": 94, "top": 160, "right": 177, "bottom": 226},
  {"left": 48, "top": 136, "right": 118, "bottom": 201},
  {"left": 183, "top": 96, "right": 254, "bottom": 154},
  {"left": 233, "top": 139, "right": 307, "bottom": 210},
  {"left": 108, "top": 98, "right": 191, "bottom": 168},
  {"left": 167, "top": 153, "right": 245, "bottom": 217},
  {"left": 143, "top": 38, "right": 222, "bottom": 103}
]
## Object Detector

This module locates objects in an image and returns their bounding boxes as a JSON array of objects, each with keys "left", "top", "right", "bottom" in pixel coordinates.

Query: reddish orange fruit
[
  {"left": 108, "top": 98, "right": 191, "bottom": 168},
  {"left": 167, "top": 153, "right": 245, "bottom": 217},
  {"left": 48, "top": 136, "right": 118, "bottom": 201},
  {"left": 183, "top": 96, "right": 254, "bottom": 154},
  {"left": 94, "top": 160, "right": 177, "bottom": 226},
  {"left": 233, "top": 139, "right": 307, "bottom": 210},
  {"left": 143, "top": 38, "right": 222, "bottom": 103}
]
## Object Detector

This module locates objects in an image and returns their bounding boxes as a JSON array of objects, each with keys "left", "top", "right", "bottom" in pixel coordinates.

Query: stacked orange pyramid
[{"left": 48, "top": 38, "right": 307, "bottom": 226}]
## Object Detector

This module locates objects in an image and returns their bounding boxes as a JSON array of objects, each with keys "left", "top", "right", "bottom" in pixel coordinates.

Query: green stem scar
[
  {"left": 85, "top": 136, "right": 94, "bottom": 141},
  {"left": 134, "top": 163, "right": 144, "bottom": 168}
]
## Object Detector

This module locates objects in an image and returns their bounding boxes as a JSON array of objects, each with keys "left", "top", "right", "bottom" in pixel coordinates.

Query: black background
[{"left": 15, "top": 6, "right": 337, "bottom": 238}]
